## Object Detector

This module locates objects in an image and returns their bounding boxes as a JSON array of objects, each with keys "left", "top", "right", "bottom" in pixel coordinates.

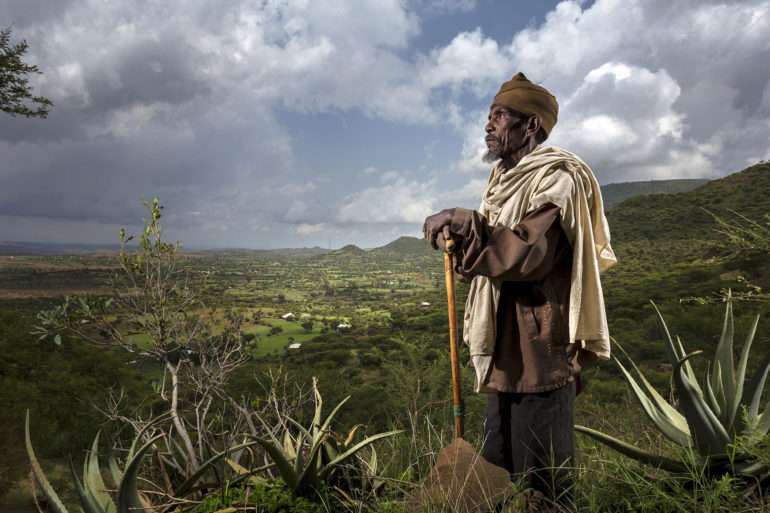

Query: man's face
[{"left": 483, "top": 104, "right": 526, "bottom": 163}]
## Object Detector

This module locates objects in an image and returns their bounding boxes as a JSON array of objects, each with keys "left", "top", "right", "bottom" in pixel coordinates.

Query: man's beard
[
  {"left": 482, "top": 148, "right": 500, "bottom": 163},
  {"left": 482, "top": 135, "right": 503, "bottom": 163}
]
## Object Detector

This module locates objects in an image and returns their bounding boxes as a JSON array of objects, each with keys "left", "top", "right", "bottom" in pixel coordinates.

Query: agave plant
[
  {"left": 26, "top": 410, "right": 258, "bottom": 513},
  {"left": 576, "top": 290, "right": 770, "bottom": 478},
  {"left": 252, "top": 378, "right": 402, "bottom": 497},
  {"left": 321, "top": 424, "right": 390, "bottom": 497},
  {"left": 26, "top": 409, "right": 164, "bottom": 513}
]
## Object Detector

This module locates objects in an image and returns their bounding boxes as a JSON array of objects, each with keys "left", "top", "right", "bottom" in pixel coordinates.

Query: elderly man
[{"left": 423, "top": 72, "right": 617, "bottom": 510}]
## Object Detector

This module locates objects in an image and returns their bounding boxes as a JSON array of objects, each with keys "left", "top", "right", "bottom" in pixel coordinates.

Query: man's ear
[{"left": 526, "top": 115, "right": 541, "bottom": 139}]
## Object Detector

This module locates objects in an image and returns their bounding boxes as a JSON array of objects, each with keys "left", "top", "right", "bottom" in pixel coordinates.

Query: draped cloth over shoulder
[{"left": 463, "top": 145, "right": 617, "bottom": 393}]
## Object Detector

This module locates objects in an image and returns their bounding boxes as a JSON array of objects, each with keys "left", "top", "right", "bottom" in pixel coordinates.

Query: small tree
[
  {"left": 32, "top": 197, "right": 250, "bottom": 500},
  {"left": 0, "top": 27, "right": 52, "bottom": 118}
]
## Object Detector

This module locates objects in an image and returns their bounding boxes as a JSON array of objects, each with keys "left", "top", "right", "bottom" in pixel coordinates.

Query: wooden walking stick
[
  {"left": 405, "top": 228, "right": 513, "bottom": 512},
  {"left": 443, "top": 235, "right": 464, "bottom": 439}
]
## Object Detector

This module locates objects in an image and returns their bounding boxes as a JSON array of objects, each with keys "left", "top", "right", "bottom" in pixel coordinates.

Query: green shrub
[{"left": 194, "top": 480, "right": 334, "bottom": 513}]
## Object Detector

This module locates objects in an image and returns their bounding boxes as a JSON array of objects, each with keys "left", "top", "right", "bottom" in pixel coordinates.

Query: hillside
[
  {"left": 327, "top": 244, "right": 368, "bottom": 258},
  {"left": 369, "top": 236, "right": 432, "bottom": 257},
  {"left": 601, "top": 178, "right": 710, "bottom": 210},
  {"left": 607, "top": 161, "right": 770, "bottom": 243}
]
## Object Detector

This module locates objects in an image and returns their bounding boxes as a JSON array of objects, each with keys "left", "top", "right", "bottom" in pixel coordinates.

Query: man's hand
[
  {"left": 567, "top": 345, "right": 598, "bottom": 396},
  {"left": 423, "top": 208, "right": 459, "bottom": 251}
]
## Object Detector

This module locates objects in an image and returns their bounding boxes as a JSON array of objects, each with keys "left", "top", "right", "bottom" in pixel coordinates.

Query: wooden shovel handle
[{"left": 443, "top": 239, "right": 464, "bottom": 439}]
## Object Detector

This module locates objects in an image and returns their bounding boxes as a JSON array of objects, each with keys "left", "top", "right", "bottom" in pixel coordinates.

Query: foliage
[
  {"left": 576, "top": 290, "right": 770, "bottom": 482},
  {"left": 193, "top": 480, "right": 335, "bottom": 513},
  {"left": 252, "top": 378, "right": 402, "bottom": 497},
  {"left": 25, "top": 409, "right": 166, "bottom": 513},
  {"left": 0, "top": 309, "right": 144, "bottom": 500},
  {"left": 0, "top": 27, "right": 52, "bottom": 118},
  {"left": 27, "top": 197, "right": 256, "bottom": 510},
  {"left": 692, "top": 206, "right": 770, "bottom": 304}
]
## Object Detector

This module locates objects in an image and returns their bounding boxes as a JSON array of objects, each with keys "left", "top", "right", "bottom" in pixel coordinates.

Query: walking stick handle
[{"left": 443, "top": 241, "right": 464, "bottom": 439}]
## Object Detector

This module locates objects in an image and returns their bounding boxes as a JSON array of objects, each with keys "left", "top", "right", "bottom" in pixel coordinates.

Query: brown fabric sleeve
[{"left": 450, "top": 202, "right": 563, "bottom": 282}]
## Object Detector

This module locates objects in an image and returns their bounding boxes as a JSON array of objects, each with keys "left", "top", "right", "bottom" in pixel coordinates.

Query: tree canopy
[{"left": 0, "top": 27, "right": 52, "bottom": 118}]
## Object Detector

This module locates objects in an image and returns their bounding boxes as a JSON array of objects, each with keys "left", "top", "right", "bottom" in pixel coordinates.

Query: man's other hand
[{"left": 423, "top": 208, "right": 459, "bottom": 251}]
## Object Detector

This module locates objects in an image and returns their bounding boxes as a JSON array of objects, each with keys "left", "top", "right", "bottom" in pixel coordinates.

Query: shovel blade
[{"left": 407, "top": 438, "right": 515, "bottom": 513}]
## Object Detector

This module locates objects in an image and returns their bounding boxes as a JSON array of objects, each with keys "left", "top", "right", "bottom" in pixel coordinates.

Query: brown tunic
[{"left": 450, "top": 202, "right": 574, "bottom": 393}]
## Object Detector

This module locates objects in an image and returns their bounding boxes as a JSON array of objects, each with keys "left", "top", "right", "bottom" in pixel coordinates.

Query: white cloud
[
  {"left": 295, "top": 223, "right": 326, "bottom": 235},
  {"left": 419, "top": 28, "right": 510, "bottom": 97},
  {"left": 337, "top": 178, "right": 436, "bottom": 224},
  {"left": 507, "top": 0, "right": 770, "bottom": 180},
  {"left": 447, "top": 0, "right": 770, "bottom": 183}
]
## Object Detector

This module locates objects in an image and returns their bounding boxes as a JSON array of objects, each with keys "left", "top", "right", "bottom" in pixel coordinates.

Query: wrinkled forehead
[
  {"left": 489, "top": 103, "right": 526, "bottom": 118},
  {"left": 489, "top": 103, "right": 508, "bottom": 113}
]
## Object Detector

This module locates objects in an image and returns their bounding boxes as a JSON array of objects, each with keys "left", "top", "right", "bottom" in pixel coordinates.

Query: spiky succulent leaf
[
  {"left": 295, "top": 430, "right": 330, "bottom": 491},
  {"left": 730, "top": 312, "right": 760, "bottom": 430},
  {"left": 316, "top": 395, "right": 351, "bottom": 447},
  {"left": 650, "top": 301, "right": 682, "bottom": 365},
  {"left": 224, "top": 458, "right": 269, "bottom": 488},
  {"left": 757, "top": 405, "right": 770, "bottom": 437},
  {"left": 117, "top": 434, "right": 164, "bottom": 513},
  {"left": 712, "top": 362, "right": 727, "bottom": 418},
  {"left": 174, "top": 441, "right": 260, "bottom": 497},
  {"left": 285, "top": 415, "right": 313, "bottom": 440},
  {"left": 367, "top": 446, "right": 378, "bottom": 475},
  {"left": 743, "top": 339, "right": 770, "bottom": 421},
  {"left": 676, "top": 334, "right": 703, "bottom": 397},
  {"left": 650, "top": 301, "right": 702, "bottom": 396},
  {"left": 318, "top": 430, "right": 403, "bottom": 480},
  {"left": 252, "top": 436, "right": 299, "bottom": 491},
  {"left": 732, "top": 458, "right": 770, "bottom": 477},
  {"left": 613, "top": 339, "right": 690, "bottom": 438},
  {"left": 282, "top": 430, "right": 297, "bottom": 460},
  {"left": 69, "top": 458, "right": 106, "bottom": 513},
  {"left": 344, "top": 425, "right": 364, "bottom": 448},
  {"left": 311, "top": 378, "right": 323, "bottom": 439},
  {"left": 107, "top": 450, "right": 123, "bottom": 489},
  {"left": 293, "top": 431, "right": 306, "bottom": 478},
  {"left": 322, "top": 438, "right": 339, "bottom": 464},
  {"left": 673, "top": 352, "right": 731, "bottom": 456},
  {"left": 85, "top": 432, "right": 116, "bottom": 513},
  {"left": 704, "top": 364, "right": 723, "bottom": 418},
  {"left": 712, "top": 292, "right": 737, "bottom": 427},
  {"left": 25, "top": 410, "right": 70, "bottom": 513},
  {"left": 615, "top": 358, "right": 691, "bottom": 446},
  {"left": 574, "top": 424, "right": 689, "bottom": 473}
]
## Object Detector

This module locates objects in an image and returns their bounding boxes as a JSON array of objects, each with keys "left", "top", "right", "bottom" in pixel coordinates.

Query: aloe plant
[
  {"left": 576, "top": 290, "right": 770, "bottom": 478},
  {"left": 26, "top": 409, "right": 163, "bottom": 513},
  {"left": 252, "top": 378, "right": 402, "bottom": 496},
  {"left": 26, "top": 410, "right": 258, "bottom": 513}
]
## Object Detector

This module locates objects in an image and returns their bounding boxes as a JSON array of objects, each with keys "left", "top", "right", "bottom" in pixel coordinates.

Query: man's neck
[{"left": 499, "top": 138, "right": 539, "bottom": 172}]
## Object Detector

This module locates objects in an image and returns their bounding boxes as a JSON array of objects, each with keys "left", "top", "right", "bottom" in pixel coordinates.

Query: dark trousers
[{"left": 481, "top": 380, "right": 576, "bottom": 510}]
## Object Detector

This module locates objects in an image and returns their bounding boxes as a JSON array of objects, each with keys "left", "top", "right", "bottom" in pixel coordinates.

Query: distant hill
[
  {"left": 601, "top": 178, "right": 710, "bottom": 210},
  {"left": 370, "top": 236, "right": 431, "bottom": 257},
  {"left": 607, "top": 161, "right": 770, "bottom": 242},
  {"left": 331, "top": 244, "right": 368, "bottom": 256}
]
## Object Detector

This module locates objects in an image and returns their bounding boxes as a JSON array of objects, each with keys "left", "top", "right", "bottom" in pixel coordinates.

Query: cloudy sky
[{"left": 1, "top": 0, "right": 769, "bottom": 250}]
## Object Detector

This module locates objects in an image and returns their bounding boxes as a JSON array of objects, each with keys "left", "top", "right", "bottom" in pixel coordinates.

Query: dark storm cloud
[{"left": 0, "top": 0, "right": 78, "bottom": 27}]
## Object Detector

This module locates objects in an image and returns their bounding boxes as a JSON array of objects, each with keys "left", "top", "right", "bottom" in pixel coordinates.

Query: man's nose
[{"left": 485, "top": 120, "right": 494, "bottom": 134}]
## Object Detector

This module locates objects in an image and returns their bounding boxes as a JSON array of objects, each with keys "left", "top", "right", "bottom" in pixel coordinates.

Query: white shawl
[{"left": 463, "top": 145, "right": 617, "bottom": 393}]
